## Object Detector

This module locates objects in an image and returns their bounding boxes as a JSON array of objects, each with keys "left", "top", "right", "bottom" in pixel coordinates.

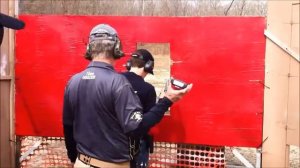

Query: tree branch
[{"left": 224, "top": 0, "right": 235, "bottom": 16}]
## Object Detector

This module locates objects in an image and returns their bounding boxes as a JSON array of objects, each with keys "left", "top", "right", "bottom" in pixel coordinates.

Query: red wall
[{"left": 16, "top": 15, "right": 265, "bottom": 147}]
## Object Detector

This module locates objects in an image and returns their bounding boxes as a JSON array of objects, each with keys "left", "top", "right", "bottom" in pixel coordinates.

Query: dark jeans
[{"left": 130, "top": 139, "right": 149, "bottom": 168}]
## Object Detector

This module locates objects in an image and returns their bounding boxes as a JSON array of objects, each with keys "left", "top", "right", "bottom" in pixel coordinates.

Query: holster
[{"left": 145, "top": 134, "right": 154, "bottom": 153}]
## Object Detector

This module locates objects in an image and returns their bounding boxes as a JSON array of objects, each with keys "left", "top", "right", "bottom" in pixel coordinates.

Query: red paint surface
[{"left": 16, "top": 15, "right": 265, "bottom": 147}]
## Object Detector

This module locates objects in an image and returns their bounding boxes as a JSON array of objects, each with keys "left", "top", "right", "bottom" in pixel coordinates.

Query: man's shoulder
[
  {"left": 68, "top": 72, "right": 83, "bottom": 83},
  {"left": 120, "top": 71, "right": 128, "bottom": 76},
  {"left": 120, "top": 71, "right": 133, "bottom": 79},
  {"left": 109, "top": 72, "right": 131, "bottom": 89},
  {"left": 114, "top": 71, "right": 128, "bottom": 81}
]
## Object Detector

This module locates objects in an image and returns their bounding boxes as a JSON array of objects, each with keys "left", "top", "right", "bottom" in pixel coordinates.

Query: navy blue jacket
[
  {"left": 63, "top": 62, "right": 172, "bottom": 163},
  {"left": 122, "top": 72, "right": 156, "bottom": 113}
]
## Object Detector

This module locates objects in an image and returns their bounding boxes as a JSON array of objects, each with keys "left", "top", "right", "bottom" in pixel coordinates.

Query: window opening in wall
[{"left": 137, "top": 42, "right": 171, "bottom": 115}]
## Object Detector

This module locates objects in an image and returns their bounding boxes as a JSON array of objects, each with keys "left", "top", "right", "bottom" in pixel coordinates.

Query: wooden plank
[
  {"left": 287, "top": 58, "right": 300, "bottom": 146},
  {"left": 286, "top": 2, "right": 300, "bottom": 147},
  {"left": 0, "top": 0, "right": 16, "bottom": 167},
  {"left": 263, "top": 39, "right": 290, "bottom": 167},
  {"left": 0, "top": 81, "right": 12, "bottom": 167},
  {"left": 8, "top": 0, "right": 17, "bottom": 166},
  {"left": 264, "top": 30, "right": 299, "bottom": 62},
  {"left": 267, "top": 1, "right": 294, "bottom": 45},
  {"left": 0, "top": 0, "right": 10, "bottom": 166},
  {"left": 291, "top": 4, "right": 299, "bottom": 55}
]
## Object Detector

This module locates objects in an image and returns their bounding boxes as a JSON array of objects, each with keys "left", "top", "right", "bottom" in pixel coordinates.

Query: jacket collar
[
  {"left": 124, "top": 72, "right": 144, "bottom": 81},
  {"left": 87, "top": 61, "right": 114, "bottom": 71}
]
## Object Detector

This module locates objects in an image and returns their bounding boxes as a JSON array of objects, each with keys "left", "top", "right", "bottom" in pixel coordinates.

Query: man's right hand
[{"left": 162, "top": 81, "right": 193, "bottom": 103}]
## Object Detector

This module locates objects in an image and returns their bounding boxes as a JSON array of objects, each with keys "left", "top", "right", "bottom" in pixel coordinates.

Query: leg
[{"left": 136, "top": 139, "right": 149, "bottom": 168}]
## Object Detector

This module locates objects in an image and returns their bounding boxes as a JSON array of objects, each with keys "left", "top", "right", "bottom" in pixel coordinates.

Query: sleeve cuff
[{"left": 158, "top": 97, "right": 173, "bottom": 107}]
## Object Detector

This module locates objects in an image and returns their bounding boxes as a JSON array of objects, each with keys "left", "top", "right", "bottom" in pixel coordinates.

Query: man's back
[
  {"left": 122, "top": 71, "right": 156, "bottom": 113},
  {"left": 122, "top": 58, "right": 157, "bottom": 168},
  {"left": 64, "top": 61, "right": 143, "bottom": 162}
]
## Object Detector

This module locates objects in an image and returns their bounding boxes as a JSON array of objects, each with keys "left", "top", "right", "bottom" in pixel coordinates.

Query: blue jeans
[{"left": 135, "top": 139, "right": 149, "bottom": 168}]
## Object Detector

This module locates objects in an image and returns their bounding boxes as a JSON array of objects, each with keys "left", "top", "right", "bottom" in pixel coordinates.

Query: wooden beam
[{"left": 264, "top": 30, "right": 299, "bottom": 62}]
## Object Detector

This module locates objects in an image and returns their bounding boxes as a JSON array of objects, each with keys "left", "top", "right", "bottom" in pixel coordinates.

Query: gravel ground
[
  {"left": 225, "top": 146, "right": 300, "bottom": 168},
  {"left": 19, "top": 137, "right": 299, "bottom": 167},
  {"left": 225, "top": 147, "right": 257, "bottom": 167},
  {"left": 289, "top": 146, "right": 300, "bottom": 168}
]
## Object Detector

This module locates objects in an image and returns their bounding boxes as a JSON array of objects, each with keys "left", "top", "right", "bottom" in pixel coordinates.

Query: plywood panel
[
  {"left": 291, "top": 24, "right": 300, "bottom": 54},
  {"left": 292, "top": 3, "right": 300, "bottom": 25},
  {"left": 291, "top": 4, "right": 299, "bottom": 54},
  {"left": 267, "top": 1, "right": 294, "bottom": 45},
  {"left": 16, "top": 15, "right": 265, "bottom": 147}
]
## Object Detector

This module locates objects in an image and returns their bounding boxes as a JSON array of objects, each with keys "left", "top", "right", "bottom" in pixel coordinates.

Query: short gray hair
[{"left": 89, "top": 39, "right": 115, "bottom": 59}]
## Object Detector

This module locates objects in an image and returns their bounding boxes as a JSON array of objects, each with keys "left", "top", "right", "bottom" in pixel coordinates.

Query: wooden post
[{"left": 0, "top": 0, "right": 17, "bottom": 167}]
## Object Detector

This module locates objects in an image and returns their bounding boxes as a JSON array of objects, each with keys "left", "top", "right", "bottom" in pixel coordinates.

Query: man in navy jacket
[
  {"left": 123, "top": 49, "right": 157, "bottom": 168},
  {"left": 63, "top": 24, "right": 192, "bottom": 168}
]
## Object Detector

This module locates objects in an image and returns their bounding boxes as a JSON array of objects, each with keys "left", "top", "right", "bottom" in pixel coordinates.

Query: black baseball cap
[{"left": 132, "top": 49, "right": 154, "bottom": 74}]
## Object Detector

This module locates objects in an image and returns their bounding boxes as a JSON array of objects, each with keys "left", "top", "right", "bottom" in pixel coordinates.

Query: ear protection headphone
[
  {"left": 84, "top": 43, "right": 92, "bottom": 61},
  {"left": 113, "top": 37, "right": 124, "bottom": 59},
  {"left": 84, "top": 34, "right": 124, "bottom": 61},
  {"left": 125, "top": 53, "right": 154, "bottom": 74}
]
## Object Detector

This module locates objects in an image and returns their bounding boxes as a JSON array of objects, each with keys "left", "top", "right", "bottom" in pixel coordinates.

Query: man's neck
[
  {"left": 92, "top": 55, "right": 115, "bottom": 66},
  {"left": 130, "top": 67, "right": 147, "bottom": 78}
]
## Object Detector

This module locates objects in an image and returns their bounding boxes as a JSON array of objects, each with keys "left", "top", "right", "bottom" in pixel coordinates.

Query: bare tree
[
  {"left": 239, "top": 0, "right": 247, "bottom": 16},
  {"left": 19, "top": 0, "right": 267, "bottom": 16},
  {"left": 224, "top": 0, "right": 235, "bottom": 16}
]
